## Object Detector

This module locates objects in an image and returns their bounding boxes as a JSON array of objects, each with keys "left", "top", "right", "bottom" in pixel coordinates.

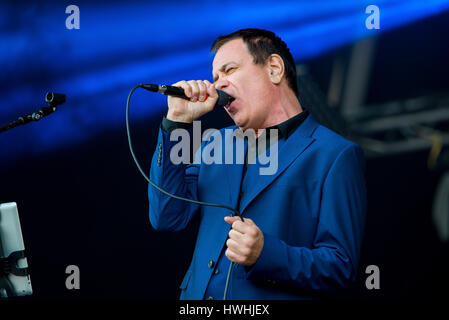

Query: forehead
[{"left": 212, "top": 38, "right": 251, "bottom": 73}]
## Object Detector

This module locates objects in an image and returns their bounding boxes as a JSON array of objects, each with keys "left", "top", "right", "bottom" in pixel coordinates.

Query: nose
[{"left": 214, "top": 78, "right": 230, "bottom": 91}]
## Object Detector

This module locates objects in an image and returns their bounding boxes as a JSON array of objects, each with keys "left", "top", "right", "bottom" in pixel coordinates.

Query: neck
[{"left": 257, "top": 86, "right": 303, "bottom": 132}]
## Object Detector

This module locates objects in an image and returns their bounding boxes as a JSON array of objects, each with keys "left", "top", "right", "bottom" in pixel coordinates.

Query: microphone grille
[{"left": 216, "top": 90, "right": 231, "bottom": 108}]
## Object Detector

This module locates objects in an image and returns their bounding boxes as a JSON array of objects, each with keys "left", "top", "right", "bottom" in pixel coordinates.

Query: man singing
[{"left": 148, "top": 28, "right": 366, "bottom": 300}]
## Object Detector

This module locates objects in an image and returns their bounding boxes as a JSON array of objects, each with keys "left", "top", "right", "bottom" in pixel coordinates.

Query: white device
[{"left": 0, "top": 202, "right": 32, "bottom": 297}]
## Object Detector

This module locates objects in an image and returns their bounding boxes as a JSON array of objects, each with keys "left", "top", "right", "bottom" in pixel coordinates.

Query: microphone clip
[{"left": 0, "top": 93, "right": 66, "bottom": 133}]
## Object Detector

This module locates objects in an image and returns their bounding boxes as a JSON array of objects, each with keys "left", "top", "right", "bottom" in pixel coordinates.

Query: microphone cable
[{"left": 126, "top": 84, "right": 242, "bottom": 300}]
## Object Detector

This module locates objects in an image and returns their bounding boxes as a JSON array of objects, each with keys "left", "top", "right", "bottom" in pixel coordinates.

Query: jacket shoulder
[{"left": 312, "top": 123, "right": 361, "bottom": 153}]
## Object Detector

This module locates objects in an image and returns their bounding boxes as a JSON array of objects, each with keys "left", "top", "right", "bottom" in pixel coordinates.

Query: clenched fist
[
  {"left": 167, "top": 80, "right": 218, "bottom": 123},
  {"left": 224, "top": 216, "right": 264, "bottom": 266}
]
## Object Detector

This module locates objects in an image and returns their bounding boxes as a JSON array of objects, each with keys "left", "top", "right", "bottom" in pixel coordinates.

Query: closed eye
[{"left": 213, "top": 64, "right": 238, "bottom": 82}]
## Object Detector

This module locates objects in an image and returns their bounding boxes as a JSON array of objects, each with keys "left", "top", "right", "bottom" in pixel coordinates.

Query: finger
[
  {"left": 224, "top": 216, "right": 240, "bottom": 225},
  {"left": 231, "top": 220, "right": 252, "bottom": 234},
  {"left": 196, "top": 80, "right": 207, "bottom": 102},
  {"left": 242, "top": 218, "right": 255, "bottom": 226},
  {"left": 204, "top": 80, "right": 218, "bottom": 98},
  {"left": 226, "top": 238, "right": 248, "bottom": 257},
  {"left": 187, "top": 80, "right": 200, "bottom": 102},
  {"left": 225, "top": 247, "right": 243, "bottom": 264},
  {"left": 172, "top": 80, "right": 191, "bottom": 98},
  {"left": 228, "top": 229, "right": 243, "bottom": 241}
]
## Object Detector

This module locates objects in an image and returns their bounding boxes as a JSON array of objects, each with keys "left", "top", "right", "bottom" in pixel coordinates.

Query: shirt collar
[{"left": 265, "top": 109, "right": 309, "bottom": 140}]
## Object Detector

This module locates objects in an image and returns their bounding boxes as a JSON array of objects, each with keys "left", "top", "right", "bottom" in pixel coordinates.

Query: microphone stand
[{"left": 0, "top": 93, "right": 66, "bottom": 133}]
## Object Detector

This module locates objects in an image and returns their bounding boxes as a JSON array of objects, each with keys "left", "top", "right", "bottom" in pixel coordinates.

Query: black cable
[
  {"left": 223, "top": 261, "right": 235, "bottom": 300},
  {"left": 126, "top": 85, "right": 242, "bottom": 300},
  {"left": 126, "top": 84, "right": 243, "bottom": 217}
]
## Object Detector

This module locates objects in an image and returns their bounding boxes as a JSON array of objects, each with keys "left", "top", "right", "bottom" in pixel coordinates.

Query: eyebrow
[{"left": 213, "top": 61, "right": 237, "bottom": 82}]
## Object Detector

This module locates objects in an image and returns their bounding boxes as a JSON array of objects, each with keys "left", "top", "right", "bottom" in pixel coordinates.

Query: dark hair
[{"left": 211, "top": 28, "right": 298, "bottom": 96}]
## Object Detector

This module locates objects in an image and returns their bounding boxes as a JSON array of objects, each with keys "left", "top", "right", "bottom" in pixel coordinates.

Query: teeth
[{"left": 226, "top": 97, "right": 235, "bottom": 108}]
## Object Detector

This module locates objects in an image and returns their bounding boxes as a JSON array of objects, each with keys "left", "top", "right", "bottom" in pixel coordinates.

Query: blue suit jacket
[{"left": 148, "top": 114, "right": 366, "bottom": 299}]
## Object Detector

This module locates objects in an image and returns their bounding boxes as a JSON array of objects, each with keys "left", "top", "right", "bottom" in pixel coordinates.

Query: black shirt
[
  {"left": 266, "top": 109, "right": 309, "bottom": 141},
  {"left": 161, "top": 109, "right": 309, "bottom": 139},
  {"left": 161, "top": 109, "right": 310, "bottom": 163}
]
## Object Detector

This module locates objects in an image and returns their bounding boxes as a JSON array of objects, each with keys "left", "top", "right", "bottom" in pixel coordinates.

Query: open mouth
[
  {"left": 225, "top": 96, "right": 236, "bottom": 109},
  {"left": 225, "top": 96, "right": 235, "bottom": 109}
]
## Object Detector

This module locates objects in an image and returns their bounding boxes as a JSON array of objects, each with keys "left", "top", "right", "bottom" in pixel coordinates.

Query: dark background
[{"left": 1, "top": 2, "right": 449, "bottom": 300}]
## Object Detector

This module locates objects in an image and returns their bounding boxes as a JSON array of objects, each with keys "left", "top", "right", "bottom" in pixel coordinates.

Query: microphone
[{"left": 140, "top": 84, "right": 233, "bottom": 108}]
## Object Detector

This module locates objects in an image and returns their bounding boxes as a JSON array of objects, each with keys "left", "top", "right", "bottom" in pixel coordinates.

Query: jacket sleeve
[
  {"left": 148, "top": 126, "right": 201, "bottom": 232},
  {"left": 244, "top": 144, "right": 367, "bottom": 291}
]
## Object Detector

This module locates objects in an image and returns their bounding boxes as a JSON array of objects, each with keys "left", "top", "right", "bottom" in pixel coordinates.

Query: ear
[{"left": 267, "top": 54, "right": 284, "bottom": 85}]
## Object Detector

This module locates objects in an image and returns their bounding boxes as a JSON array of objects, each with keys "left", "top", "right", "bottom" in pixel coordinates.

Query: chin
[
  {"left": 229, "top": 110, "right": 251, "bottom": 130},
  {"left": 232, "top": 116, "right": 248, "bottom": 129}
]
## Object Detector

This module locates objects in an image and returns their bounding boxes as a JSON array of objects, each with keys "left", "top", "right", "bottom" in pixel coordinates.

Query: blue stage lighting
[{"left": 1, "top": 0, "right": 449, "bottom": 164}]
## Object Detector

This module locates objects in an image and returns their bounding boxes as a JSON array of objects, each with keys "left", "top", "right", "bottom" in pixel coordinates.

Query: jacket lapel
[
  {"left": 222, "top": 126, "right": 246, "bottom": 211},
  {"left": 239, "top": 114, "right": 319, "bottom": 214}
]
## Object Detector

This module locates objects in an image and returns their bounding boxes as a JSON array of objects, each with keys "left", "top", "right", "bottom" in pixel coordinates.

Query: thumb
[
  {"left": 224, "top": 216, "right": 240, "bottom": 224},
  {"left": 204, "top": 80, "right": 218, "bottom": 98},
  {"left": 203, "top": 80, "right": 218, "bottom": 111}
]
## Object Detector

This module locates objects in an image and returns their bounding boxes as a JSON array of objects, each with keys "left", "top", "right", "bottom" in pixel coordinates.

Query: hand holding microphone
[
  {"left": 167, "top": 80, "right": 219, "bottom": 123},
  {"left": 140, "top": 80, "right": 232, "bottom": 124}
]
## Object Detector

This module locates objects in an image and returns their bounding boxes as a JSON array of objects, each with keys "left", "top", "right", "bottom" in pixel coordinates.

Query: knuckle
[
  {"left": 248, "top": 228, "right": 258, "bottom": 237},
  {"left": 179, "top": 81, "right": 188, "bottom": 88},
  {"left": 242, "top": 247, "right": 251, "bottom": 256},
  {"left": 188, "top": 80, "right": 198, "bottom": 89}
]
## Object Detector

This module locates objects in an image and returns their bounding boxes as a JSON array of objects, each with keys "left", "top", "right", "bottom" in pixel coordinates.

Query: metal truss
[{"left": 345, "top": 94, "right": 449, "bottom": 161}]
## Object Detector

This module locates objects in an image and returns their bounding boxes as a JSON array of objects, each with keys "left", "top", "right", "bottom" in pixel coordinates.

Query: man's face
[{"left": 212, "top": 38, "right": 273, "bottom": 130}]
